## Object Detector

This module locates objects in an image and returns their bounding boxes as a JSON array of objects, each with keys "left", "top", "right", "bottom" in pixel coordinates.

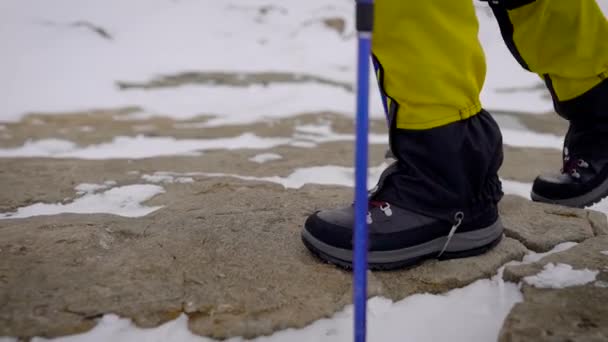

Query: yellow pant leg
[
  {"left": 372, "top": 1, "right": 486, "bottom": 130},
  {"left": 491, "top": 0, "right": 608, "bottom": 101}
]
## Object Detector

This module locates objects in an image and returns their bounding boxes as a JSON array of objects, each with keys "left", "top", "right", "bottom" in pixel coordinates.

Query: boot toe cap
[{"left": 304, "top": 211, "right": 353, "bottom": 250}]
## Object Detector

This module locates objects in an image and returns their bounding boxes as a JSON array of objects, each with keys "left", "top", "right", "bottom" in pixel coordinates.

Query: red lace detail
[
  {"left": 562, "top": 157, "right": 587, "bottom": 175},
  {"left": 562, "top": 158, "right": 578, "bottom": 174},
  {"left": 368, "top": 201, "right": 387, "bottom": 209}
]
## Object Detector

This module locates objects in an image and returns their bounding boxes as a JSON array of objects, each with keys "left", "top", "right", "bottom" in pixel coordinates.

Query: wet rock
[
  {"left": 374, "top": 237, "right": 527, "bottom": 300},
  {"left": 1, "top": 177, "right": 530, "bottom": 340},
  {"left": 0, "top": 110, "right": 603, "bottom": 340},
  {"left": 502, "top": 235, "right": 608, "bottom": 283},
  {"left": 499, "top": 236, "right": 608, "bottom": 342},
  {"left": 499, "top": 195, "right": 600, "bottom": 252},
  {"left": 500, "top": 286, "right": 608, "bottom": 342},
  {"left": 588, "top": 210, "right": 608, "bottom": 236}
]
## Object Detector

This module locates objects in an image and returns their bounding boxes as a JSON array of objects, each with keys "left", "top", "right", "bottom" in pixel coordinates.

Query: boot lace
[
  {"left": 561, "top": 147, "right": 589, "bottom": 179},
  {"left": 366, "top": 201, "right": 393, "bottom": 224}
]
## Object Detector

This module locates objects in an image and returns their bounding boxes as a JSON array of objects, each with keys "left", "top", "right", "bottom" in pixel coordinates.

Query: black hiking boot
[
  {"left": 302, "top": 110, "right": 505, "bottom": 270},
  {"left": 531, "top": 125, "right": 608, "bottom": 208},
  {"left": 302, "top": 191, "right": 503, "bottom": 270},
  {"left": 531, "top": 79, "right": 608, "bottom": 208}
]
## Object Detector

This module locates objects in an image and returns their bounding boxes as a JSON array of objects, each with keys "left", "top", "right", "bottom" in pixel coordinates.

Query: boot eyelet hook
[
  {"left": 454, "top": 211, "right": 464, "bottom": 223},
  {"left": 577, "top": 159, "right": 589, "bottom": 168},
  {"left": 380, "top": 202, "right": 392, "bottom": 217}
]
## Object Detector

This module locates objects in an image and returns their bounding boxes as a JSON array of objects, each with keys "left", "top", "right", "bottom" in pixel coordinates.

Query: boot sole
[
  {"left": 531, "top": 174, "right": 608, "bottom": 208},
  {"left": 301, "top": 218, "right": 504, "bottom": 271}
]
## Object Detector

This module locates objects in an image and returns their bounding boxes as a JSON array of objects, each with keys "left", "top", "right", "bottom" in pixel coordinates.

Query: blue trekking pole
[{"left": 353, "top": 1, "right": 373, "bottom": 342}]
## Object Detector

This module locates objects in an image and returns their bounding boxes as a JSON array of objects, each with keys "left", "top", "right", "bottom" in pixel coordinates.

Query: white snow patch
[
  {"left": 500, "top": 179, "right": 532, "bottom": 199},
  {"left": 601, "top": 251, "right": 608, "bottom": 256},
  {"left": 501, "top": 128, "right": 563, "bottom": 150},
  {"left": 496, "top": 242, "right": 580, "bottom": 283},
  {"left": 0, "top": 139, "right": 78, "bottom": 156},
  {"left": 78, "top": 125, "right": 94, "bottom": 132},
  {"left": 159, "top": 84, "right": 384, "bottom": 127},
  {"left": 172, "top": 168, "right": 533, "bottom": 194},
  {"left": 289, "top": 141, "right": 317, "bottom": 148},
  {"left": 22, "top": 275, "right": 521, "bottom": 342},
  {"left": 142, "top": 174, "right": 193, "bottom": 184},
  {"left": 588, "top": 197, "right": 608, "bottom": 217},
  {"left": 522, "top": 242, "right": 578, "bottom": 263},
  {"left": 249, "top": 153, "right": 282, "bottom": 163},
  {"left": 0, "top": 123, "right": 389, "bottom": 159},
  {"left": 595, "top": 281, "right": 608, "bottom": 288},
  {"left": 173, "top": 122, "right": 212, "bottom": 129},
  {"left": 132, "top": 124, "right": 156, "bottom": 132},
  {"left": 174, "top": 177, "right": 195, "bottom": 184},
  {"left": 523, "top": 263, "right": 599, "bottom": 289},
  {"left": 0, "top": 184, "right": 164, "bottom": 219},
  {"left": 188, "top": 163, "right": 390, "bottom": 189},
  {"left": 293, "top": 123, "right": 388, "bottom": 145},
  {"left": 75, "top": 180, "right": 117, "bottom": 194},
  {"left": 2, "top": 0, "right": 579, "bottom": 124},
  {"left": 0, "top": 134, "right": 291, "bottom": 159}
]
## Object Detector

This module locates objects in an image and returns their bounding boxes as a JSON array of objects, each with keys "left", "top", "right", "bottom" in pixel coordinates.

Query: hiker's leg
[
  {"left": 488, "top": 0, "right": 608, "bottom": 207},
  {"left": 488, "top": 0, "right": 608, "bottom": 117},
  {"left": 302, "top": 0, "right": 504, "bottom": 269},
  {"left": 373, "top": 0, "right": 486, "bottom": 130}
]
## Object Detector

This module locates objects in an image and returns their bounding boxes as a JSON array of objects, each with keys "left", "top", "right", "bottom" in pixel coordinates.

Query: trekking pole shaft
[{"left": 354, "top": 1, "right": 373, "bottom": 342}]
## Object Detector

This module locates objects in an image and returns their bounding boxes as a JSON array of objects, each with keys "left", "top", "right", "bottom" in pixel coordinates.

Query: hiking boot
[
  {"left": 531, "top": 126, "right": 608, "bottom": 208},
  {"left": 531, "top": 79, "right": 608, "bottom": 208},
  {"left": 302, "top": 110, "right": 505, "bottom": 270},
  {"left": 302, "top": 199, "right": 503, "bottom": 270}
]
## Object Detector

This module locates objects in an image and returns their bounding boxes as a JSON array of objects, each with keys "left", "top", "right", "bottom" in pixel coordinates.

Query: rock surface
[
  {"left": 499, "top": 236, "right": 608, "bottom": 341},
  {"left": 499, "top": 195, "right": 603, "bottom": 252},
  {"left": 0, "top": 176, "right": 527, "bottom": 339},
  {"left": 1, "top": 110, "right": 606, "bottom": 340}
]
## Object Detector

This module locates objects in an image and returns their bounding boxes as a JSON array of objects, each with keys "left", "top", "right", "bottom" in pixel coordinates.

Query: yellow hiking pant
[{"left": 373, "top": 0, "right": 608, "bottom": 130}]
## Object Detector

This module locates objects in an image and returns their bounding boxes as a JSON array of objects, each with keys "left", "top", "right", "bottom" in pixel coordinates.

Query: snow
[
  {"left": 0, "top": 125, "right": 562, "bottom": 159},
  {"left": 153, "top": 163, "right": 390, "bottom": 190},
  {"left": 181, "top": 168, "right": 533, "bottom": 198},
  {"left": 142, "top": 174, "right": 194, "bottom": 184},
  {"left": 2, "top": 1, "right": 608, "bottom": 341},
  {"left": 0, "top": 184, "right": 164, "bottom": 219},
  {"left": 0, "top": 0, "right": 370, "bottom": 123},
  {"left": 78, "top": 126, "right": 95, "bottom": 132},
  {"left": 2, "top": 0, "right": 585, "bottom": 124},
  {"left": 293, "top": 123, "right": 388, "bottom": 145},
  {"left": 21, "top": 274, "right": 521, "bottom": 342},
  {"left": 522, "top": 242, "right": 578, "bottom": 263},
  {"left": 0, "top": 123, "right": 561, "bottom": 159},
  {"left": 0, "top": 122, "right": 392, "bottom": 159},
  {"left": 75, "top": 180, "right": 117, "bottom": 194},
  {"left": 523, "top": 263, "right": 599, "bottom": 289},
  {"left": 588, "top": 198, "right": 608, "bottom": 219},
  {"left": 500, "top": 129, "right": 562, "bottom": 150},
  {"left": 501, "top": 180, "right": 532, "bottom": 199},
  {"left": 249, "top": 153, "right": 283, "bottom": 163},
  {"left": 601, "top": 251, "right": 608, "bottom": 256},
  {"left": 0, "top": 134, "right": 290, "bottom": 159}
]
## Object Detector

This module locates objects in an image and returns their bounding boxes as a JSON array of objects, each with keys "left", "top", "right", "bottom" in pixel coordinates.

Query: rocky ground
[{"left": 0, "top": 109, "right": 606, "bottom": 341}]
